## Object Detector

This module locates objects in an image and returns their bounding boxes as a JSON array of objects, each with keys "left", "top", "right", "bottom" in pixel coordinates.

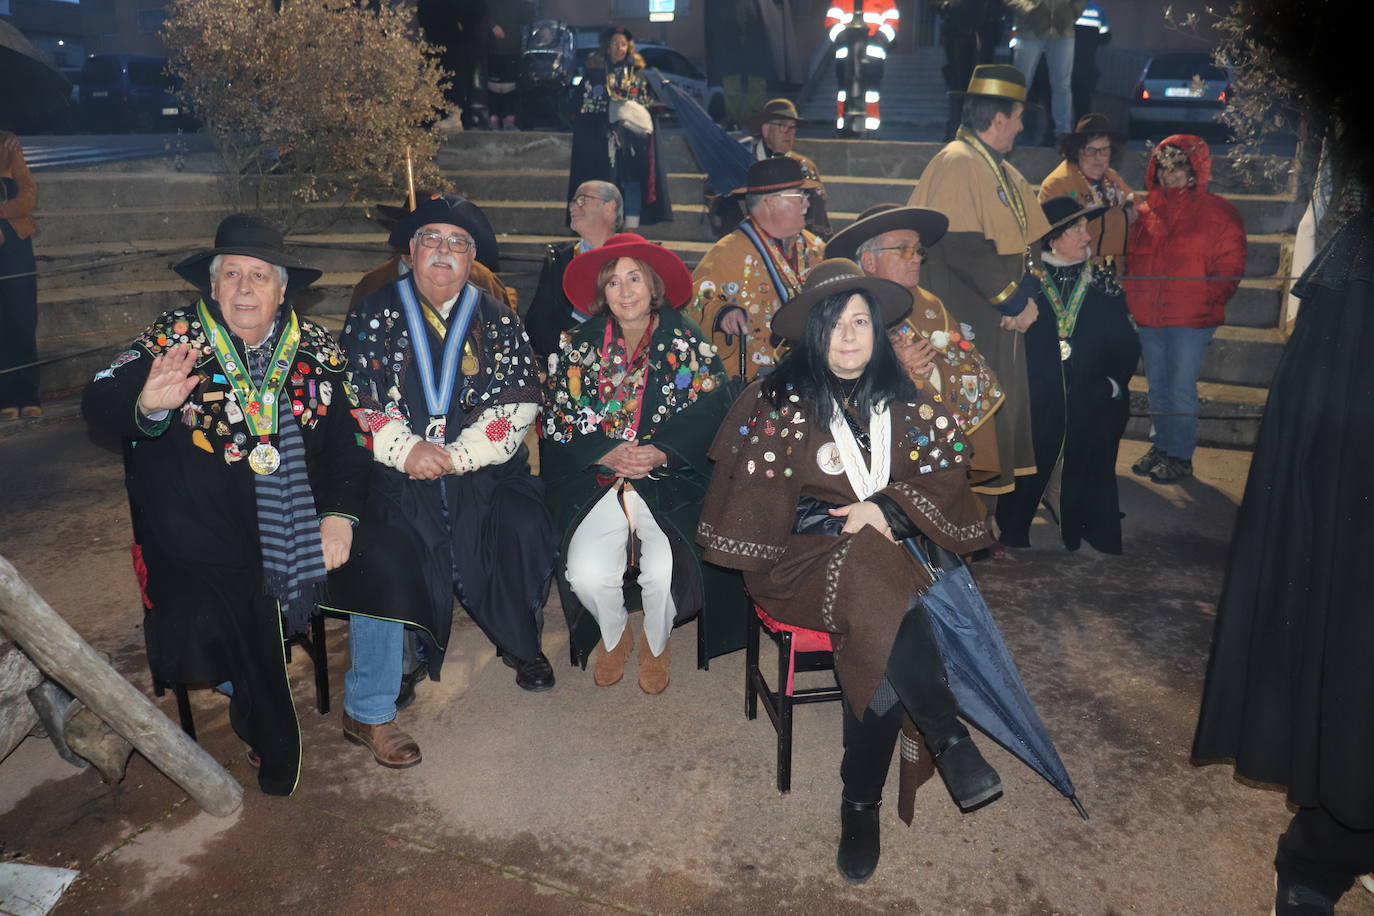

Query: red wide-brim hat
[{"left": 561, "top": 233, "right": 694, "bottom": 314}]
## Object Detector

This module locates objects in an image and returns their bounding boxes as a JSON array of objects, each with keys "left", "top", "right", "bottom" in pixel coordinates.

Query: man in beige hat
[{"left": 908, "top": 64, "right": 1050, "bottom": 500}]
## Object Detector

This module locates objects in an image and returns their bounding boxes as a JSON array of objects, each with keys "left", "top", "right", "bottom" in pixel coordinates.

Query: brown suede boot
[
  {"left": 593, "top": 623, "right": 634, "bottom": 686},
  {"left": 637, "top": 628, "right": 670, "bottom": 695}
]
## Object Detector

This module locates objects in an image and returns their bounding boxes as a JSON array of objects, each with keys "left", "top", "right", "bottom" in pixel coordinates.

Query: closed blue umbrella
[
  {"left": 904, "top": 538, "right": 1089, "bottom": 820},
  {"left": 642, "top": 68, "right": 751, "bottom": 197}
]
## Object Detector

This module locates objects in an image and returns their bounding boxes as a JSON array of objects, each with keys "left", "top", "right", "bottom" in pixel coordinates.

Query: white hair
[
  {"left": 209, "top": 254, "right": 288, "bottom": 287},
  {"left": 855, "top": 236, "right": 883, "bottom": 261}
]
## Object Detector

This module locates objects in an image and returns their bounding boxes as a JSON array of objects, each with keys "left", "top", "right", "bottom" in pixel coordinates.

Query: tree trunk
[
  {"left": 0, "top": 554, "right": 242, "bottom": 817},
  {"left": 0, "top": 637, "right": 43, "bottom": 762}
]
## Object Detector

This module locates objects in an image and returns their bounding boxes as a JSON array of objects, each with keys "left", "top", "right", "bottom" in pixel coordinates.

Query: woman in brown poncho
[{"left": 698, "top": 260, "right": 1001, "bottom": 884}]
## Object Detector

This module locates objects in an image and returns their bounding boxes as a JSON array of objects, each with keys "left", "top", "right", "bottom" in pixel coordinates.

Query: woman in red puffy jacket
[{"left": 1124, "top": 135, "right": 1246, "bottom": 482}]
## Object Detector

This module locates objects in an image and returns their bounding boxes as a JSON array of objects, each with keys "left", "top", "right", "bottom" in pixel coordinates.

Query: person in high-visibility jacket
[{"left": 826, "top": 0, "right": 899, "bottom": 135}]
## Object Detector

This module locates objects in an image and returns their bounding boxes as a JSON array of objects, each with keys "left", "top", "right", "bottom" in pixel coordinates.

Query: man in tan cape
[{"left": 908, "top": 64, "right": 1050, "bottom": 498}]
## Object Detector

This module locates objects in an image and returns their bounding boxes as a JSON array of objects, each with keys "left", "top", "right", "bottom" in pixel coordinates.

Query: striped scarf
[{"left": 244, "top": 324, "right": 328, "bottom": 636}]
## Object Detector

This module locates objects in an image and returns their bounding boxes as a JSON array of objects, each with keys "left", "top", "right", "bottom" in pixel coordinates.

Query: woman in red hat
[{"left": 540, "top": 234, "right": 736, "bottom": 692}]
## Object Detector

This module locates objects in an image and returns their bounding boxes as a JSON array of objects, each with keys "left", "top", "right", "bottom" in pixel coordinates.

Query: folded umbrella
[
  {"left": 642, "top": 68, "right": 751, "bottom": 198},
  {"left": 904, "top": 537, "right": 1088, "bottom": 820}
]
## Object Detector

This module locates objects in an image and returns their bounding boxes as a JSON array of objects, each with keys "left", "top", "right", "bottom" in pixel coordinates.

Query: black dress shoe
[
  {"left": 931, "top": 734, "right": 1002, "bottom": 810},
  {"left": 836, "top": 798, "right": 882, "bottom": 885},
  {"left": 395, "top": 665, "right": 428, "bottom": 711},
  {"left": 501, "top": 651, "right": 556, "bottom": 692}
]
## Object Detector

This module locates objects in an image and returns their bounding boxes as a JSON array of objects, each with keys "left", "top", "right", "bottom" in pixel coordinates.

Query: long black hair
[{"left": 762, "top": 289, "right": 915, "bottom": 428}]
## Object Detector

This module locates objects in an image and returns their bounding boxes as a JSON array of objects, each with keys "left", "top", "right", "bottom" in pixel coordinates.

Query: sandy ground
[{"left": 1, "top": 404, "right": 1371, "bottom": 916}]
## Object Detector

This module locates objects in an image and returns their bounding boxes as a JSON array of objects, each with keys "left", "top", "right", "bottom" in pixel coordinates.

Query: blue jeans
[
  {"left": 1138, "top": 325, "right": 1216, "bottom": 460},
  {"left": 1014, "top": 38, "right": 1075, "bottom": 135},
  {"left": 218, "top": 615, "right": 403, "bottom": 723},
  {"left": 343, "top": 614, "right": 403, "bottom": 724}
]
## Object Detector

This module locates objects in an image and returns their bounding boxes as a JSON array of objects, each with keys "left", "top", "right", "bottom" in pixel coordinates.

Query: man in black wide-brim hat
[{"left": 83, "top": 213, "right": 439, "bottom": 795}]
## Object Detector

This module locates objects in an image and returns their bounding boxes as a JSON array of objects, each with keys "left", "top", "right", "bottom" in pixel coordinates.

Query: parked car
[
  {"left": 1128, "top": 51, "right": 1232, "bottom": 140},
  {"left": 79, "top": 54, "right": 196, "bottom": 133},
  {"left": 568, "top": 37, "right": 727, "bottom": 125}
]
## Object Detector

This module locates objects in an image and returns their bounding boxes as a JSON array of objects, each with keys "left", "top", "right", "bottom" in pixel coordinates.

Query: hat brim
[
  {"left": 825, "top": 206, "right": 950, "bottom": 261},
  {"left": 728, "top": 177, "right": 822, "bottom": 198},
  {"left": 1038, "top": 203, "right": 1109, "bottom": 243},
  {"left": 173, "top": 246, "right": 323, "bottom": 295},
  {"left": 770, "top": 273, "right": 912, "bottom": 343},
  {"left": 561, "top": 237, "right": 694, "bottom": 314}
]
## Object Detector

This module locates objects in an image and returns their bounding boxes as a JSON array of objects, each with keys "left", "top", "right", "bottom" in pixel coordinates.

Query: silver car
[{"left": 1128, "top": 51, "right": 1232, "bottom": 140}]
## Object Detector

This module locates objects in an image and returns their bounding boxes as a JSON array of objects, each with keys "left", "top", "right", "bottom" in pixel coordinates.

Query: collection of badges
[
  {"left": 543, "top": 324, "right": 722, "bottom": 444},
  {"left": 106, "top": 307, "right": 355, "bottom": 472},
  {"left": 891, "top": 309, "right": 1002, "bottom": 431},
  {"left": 341, "top": 296, "right": 541, "bottom": 443},
  {"left": 728, "top": 384, "right": 970, "bottom": 481}
]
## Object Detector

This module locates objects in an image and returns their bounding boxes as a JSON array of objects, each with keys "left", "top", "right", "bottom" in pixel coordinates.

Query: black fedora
[
  {"left": 825, "top": 203, "right": 950, "bottom": 262},
  {"left": 1037, "top": 195, "right": 1108, "bottom": 243},
  {"left": 173, "top": 213, "right": 322, "bottom": 295},
  {"left": 770, "top": 258, "right": 912, "bottom": 342},
  {"left": 387, "top": 193, "right": 502, "bottom": 268},
  {"left": 729, "top": 156, "right": 821, "bottom": 197}
]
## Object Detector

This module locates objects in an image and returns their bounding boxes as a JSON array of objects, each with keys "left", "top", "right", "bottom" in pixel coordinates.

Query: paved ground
[{"left": 1, "top": 403, "right": 1371, "bottom": 915}]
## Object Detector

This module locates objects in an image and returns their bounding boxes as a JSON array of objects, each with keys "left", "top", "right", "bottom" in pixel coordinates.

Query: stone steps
[{"left": 28, "top": 131, "right": 1297, "bottom": 448}]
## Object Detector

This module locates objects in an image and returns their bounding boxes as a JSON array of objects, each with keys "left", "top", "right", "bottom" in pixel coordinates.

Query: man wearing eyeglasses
[
  {"left": 524, "top": 181, "right": 623, "bottom": 358},
  {"left": 341, "top": 194, "right": 559, "bottom": 695},
  {"left": 827, "top": 203, "right": 1006, "bottom": 488},
  {"left": 688, "top": 158, "right": 826, "bottom": 379},
  {"left": 736, "top": 99, "right": 831, "bottom": 238}
]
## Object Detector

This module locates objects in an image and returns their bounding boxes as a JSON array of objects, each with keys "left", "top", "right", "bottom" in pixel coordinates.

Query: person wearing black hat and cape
[
  {"left": 909, "top": 64, "right": 1052, "bottom": 504},
  {"left": 994, "top": 195, "right": 1139, "bottom": 553},
  {"left": 698, "top": 260, "right": 1001, "bottom": 885},
  {"left": 566, "top": 26, "right": 672, "bottom": 229},
  {"left": 82, "top": 214, "right": 439, "bottom": 794},
  {"left": 340, "top": 194, "right": 559, "bottom": 694},
  {"left": 350, "top": 191, "right": 517, "bottom": 314}
]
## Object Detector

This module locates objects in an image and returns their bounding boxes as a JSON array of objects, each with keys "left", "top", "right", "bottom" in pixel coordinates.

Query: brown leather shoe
[
  {"left": 0, "top": 408, "right": 17, "bottom": 421},
  {"left": 19, "top": 406, "right": 41, "bottom": 418},
  {"left": 593, "top": 623, "right": 634, "bottom": 687},
  {"left": 637, "top": 627, "right": 670, "bottom": 695},
  {"left": 342, "top": 713, "right": 422, "bottom": 768}
]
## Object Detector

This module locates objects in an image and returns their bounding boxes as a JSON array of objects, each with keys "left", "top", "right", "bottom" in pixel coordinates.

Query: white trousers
[{"left": 564, "top": 484, "right": 676, "bottom": 656}]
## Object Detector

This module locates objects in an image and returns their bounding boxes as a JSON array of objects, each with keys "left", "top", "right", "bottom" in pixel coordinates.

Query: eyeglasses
[
  {"left": 571, "top": 194, "right": 611, "bottom": 207},
  {"left": 765, "top": 120, "right": 798, "bottom": 133},
  {"left": 415, "top": 230, "right": 474, "bottom": 252},
  {"left": 1081, "top": 145, "right": 1113, "bottom": 159},
  {"left": 875, "top": 245, "right": 927, "bottom": 262}
]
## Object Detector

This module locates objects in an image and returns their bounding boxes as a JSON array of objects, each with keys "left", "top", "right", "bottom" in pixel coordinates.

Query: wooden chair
[{"left": 745, "top": 601, "right": 845, "bottom": 792}]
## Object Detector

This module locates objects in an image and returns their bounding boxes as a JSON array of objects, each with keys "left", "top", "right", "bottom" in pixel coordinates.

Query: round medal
[
  {"left": 248, "top": 443, "right": 281, "bottom": 475},
  {"left": 1060, "top": 339, "right": 1072, "bottom": 361}
]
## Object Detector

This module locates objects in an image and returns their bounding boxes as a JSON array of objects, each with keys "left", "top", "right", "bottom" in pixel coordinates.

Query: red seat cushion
[{"left": 755, "top": 604, "right": 833, "bottom": 653}]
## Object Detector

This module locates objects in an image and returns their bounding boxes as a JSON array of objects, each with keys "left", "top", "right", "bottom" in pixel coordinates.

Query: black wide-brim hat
[
  {"left": 1037, "top": 194, "right": 1109, "bottom": 243},
  {"left": 770, "top": 258, "right": 912, "bottom": 342},
  {"left": 730, "top": 155, "right": 821, "bottom": 197},
  {"left": 387, "top": 193, "right": 502, "bottom": 269},
  {"left": 173, "top": 213, "right": 322, "bottom": 295},
  {"left": 825, "top": 203, "right": 950, "bottom": 261}
]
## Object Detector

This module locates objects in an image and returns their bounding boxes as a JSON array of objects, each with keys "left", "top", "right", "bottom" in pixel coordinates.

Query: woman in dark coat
[
  {"left": 540, "top": 233, "right": 733, "bottom": 693},
  {"left": 996, "top": 195, "right": 1140, "bottom": 552},
  {"left": 698, "top": 260, "right": 1001, "bottom": 884},
  {"left": 566, "top": 26, "right": 672, "bottom": 228}
]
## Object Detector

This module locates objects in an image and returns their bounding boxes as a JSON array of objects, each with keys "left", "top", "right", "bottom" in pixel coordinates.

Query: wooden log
[
  {"left": 0, "top": 554, "right": 242, "bottom": 817},
  {"left": 0, "top": 637, "right": 43, "bottom": 762}
]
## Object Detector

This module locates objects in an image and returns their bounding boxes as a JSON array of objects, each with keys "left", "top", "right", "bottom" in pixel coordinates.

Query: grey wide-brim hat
[
  {"left": 825, "top": 203, "right": 950, "bottom": 261},
  {"left": 770, "top": 258, "right": 913, "bottom": 342},
  {"left": 173, "top": 213, "right": 322, "bottom": 295}
]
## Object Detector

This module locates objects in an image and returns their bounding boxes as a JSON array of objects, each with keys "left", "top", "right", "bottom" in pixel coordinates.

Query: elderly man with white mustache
[{"left": 341, "top": 194, "right": 559, "bottom": 694}]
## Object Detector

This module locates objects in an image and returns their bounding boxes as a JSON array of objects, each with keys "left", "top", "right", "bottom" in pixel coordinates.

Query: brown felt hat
[
  {"left": 770, "top": 258, "right": 912, "bottom": 342},
  {"left": 825, "top": 203, "right": 950, "bottom": 261}
]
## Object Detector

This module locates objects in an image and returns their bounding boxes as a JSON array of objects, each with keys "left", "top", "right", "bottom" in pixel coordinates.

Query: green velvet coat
[{"left": 539, "top": 307, "right": 744, "bottom": 665}]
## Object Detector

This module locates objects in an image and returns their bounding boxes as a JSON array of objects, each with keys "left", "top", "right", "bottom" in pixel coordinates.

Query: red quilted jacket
[{"left": 1124, "top": 134, "right": 1247, "bottom": 328}]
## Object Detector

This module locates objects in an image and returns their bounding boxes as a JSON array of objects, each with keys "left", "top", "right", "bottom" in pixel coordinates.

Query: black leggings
[{"left": 1276, "top": 806, "right": 1374, "bottom": 901}]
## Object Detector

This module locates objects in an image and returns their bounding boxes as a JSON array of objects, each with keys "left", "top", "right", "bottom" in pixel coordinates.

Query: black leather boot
[
  {"left": 837, "top": 797, "right": 882, "bottom": 884},
  {"left": 930, "top": 731, "right": 1002, "bottom": 811}
]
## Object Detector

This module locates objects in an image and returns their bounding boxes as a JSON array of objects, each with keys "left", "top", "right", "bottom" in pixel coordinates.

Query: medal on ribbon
[
  {"left": 197, "top": 300, "right": 301, "bottom": 475},
  {"left": 396, "top": 278, "right": 481, "bottom": 444}
]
